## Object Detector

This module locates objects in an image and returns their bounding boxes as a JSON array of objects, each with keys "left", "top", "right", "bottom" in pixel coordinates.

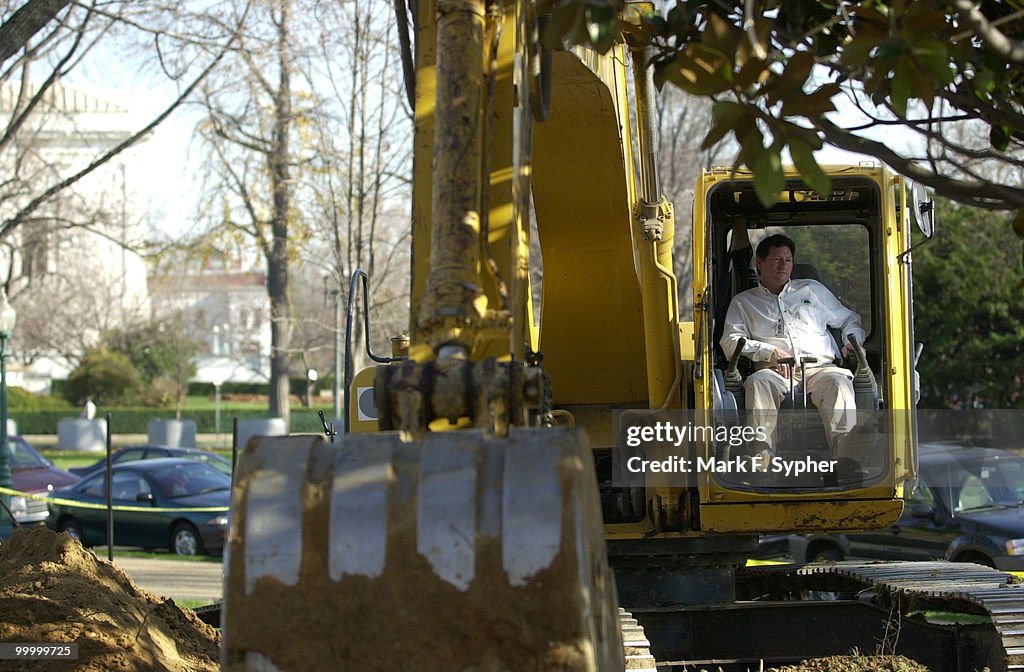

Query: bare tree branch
[
  {"left": 0, "top": 0, "right": 70, "bottom": 64},
  {"left": 0, "top": 24, "right": 244, "bottom": 244},
  {"left": 817, "top": 117, "right": 1024, "bottom": 209},
  {"left": 952, "top": 0, "right": 1024, "bottom": 65}
]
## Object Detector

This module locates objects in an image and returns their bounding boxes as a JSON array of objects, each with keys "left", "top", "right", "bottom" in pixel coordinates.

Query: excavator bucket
[{"left": 222, "top": 429, "right": 623, "bottom": 672}]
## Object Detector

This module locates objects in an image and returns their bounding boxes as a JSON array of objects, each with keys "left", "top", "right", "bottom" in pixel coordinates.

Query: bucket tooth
[
  {"left": 240, "top": 436, "right": 316, "bottom": 593},
  {"left": 329, "top": 438, "right": 392, "bottom": 580},
  {"left": 416, "top": 433, "right": 480, "bottom": 590}
]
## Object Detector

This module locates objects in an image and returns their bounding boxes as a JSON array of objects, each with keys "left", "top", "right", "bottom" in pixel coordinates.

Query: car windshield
[
  {"left": 931, "top": 453, "right": 1024, "bottom": 512},
  {"left": 10, "top": 438, "right": 48, "bottom": 469},
  {"left": 152, "top": 462, "right": 231, "bottom": 499},
  {"left": 194, "top": 453, "right": 232, "bottom": 475}
]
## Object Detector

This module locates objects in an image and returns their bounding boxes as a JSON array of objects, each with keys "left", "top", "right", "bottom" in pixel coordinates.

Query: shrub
[
  {"left": 8, "top": 386, "right": 41, "bottom": 411},
  {"left": 12, "top": 407, "right": 338, "bottom": 434},
  {"left": 139, "top": 377, "right": 179, "bottom": 408},
  {"left": 64, "top": 347, "right": 142, "bottom": 406},
  {"left": 8, "top": 387, "right": 73, "bottom": 412}
]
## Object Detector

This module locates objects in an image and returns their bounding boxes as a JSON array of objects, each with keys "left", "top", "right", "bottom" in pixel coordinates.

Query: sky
[
  {"left": 66, "top": 40, "right": 208, "bottom": 241},
  {"left": 61, "top": 32, "right": 893, "bottom": 248}
]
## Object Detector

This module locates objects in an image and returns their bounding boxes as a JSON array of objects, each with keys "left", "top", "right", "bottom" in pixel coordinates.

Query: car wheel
[
  {"left": 170, "top": 522, "right": 205, "bottom": 556},
  {"left": 58, "top": 518, "right": 83, "bottom": 542}
]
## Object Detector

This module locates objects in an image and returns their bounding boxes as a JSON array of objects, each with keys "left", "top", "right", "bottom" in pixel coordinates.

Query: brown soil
[
  {"left": 0, "top": 526, "right": 220, "bottom": 672},
  {"left": 768, "top": 655, "right": 929, "bottom": 672}
]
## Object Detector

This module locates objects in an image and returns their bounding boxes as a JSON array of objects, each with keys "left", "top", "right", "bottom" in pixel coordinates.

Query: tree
[
  {"left": 0, "top": 0, "right": 70, "bottom": 63},
  {"left": 190, "top": 0, "right": 325, "bottom": 425},
  {"left": 12, "top": 252, "right": 148, "bottom": 367},
  {"left": 299, "top": 0, "right": 412, "bottom": 376},
  {"left": 0, "top": 1, "right": 247, "bottom": 376},
  {"left": 913, "top": 200, "right": 1024, "bottom": 408},
  {"left": 105, "top": 315, "right": 201, "bottom": 416},
  {"left": 542, "top": 1, "right": 1024, "bottom": 216},
  {"left": 188, "top": 0, "right": 414, "bottom": 426},
  {"left": 0, "top": 1, "right": 245, "bottom": 252},
  {"left": 64, "top": 346, "right": 141, "bottom": 405},
  {"left": 655, "top": 84, "right": 736, "bottom": 311}
]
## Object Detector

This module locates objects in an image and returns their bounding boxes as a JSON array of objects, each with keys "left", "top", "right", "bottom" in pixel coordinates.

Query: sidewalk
[{"left": 113, "top": 556, "right": 224, "bottom": 602}]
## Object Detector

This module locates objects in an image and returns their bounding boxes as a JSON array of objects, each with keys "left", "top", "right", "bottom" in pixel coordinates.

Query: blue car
[
  {"left": 69, "top": 445, "right": 232, "bottom": 478},
  {"left": 783, "top": 443, "right": 1024, "bottom": 570},
  {"left": 48, "top": 458, "right": 231, "bottom": 556}
]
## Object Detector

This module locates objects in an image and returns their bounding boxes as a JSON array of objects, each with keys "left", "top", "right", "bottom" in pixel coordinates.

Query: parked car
[
  {"left": 48, "top": 458, "right": 231, "bottom": 556},
  {"left": 69, "top": 445, "right": 232, "bottom": 478},
  {"left": 785, "top": 443, "right": 1024, "bottom": 570},
  {"left": 7, "top": 435, "right": 81, "bottom": 526}
]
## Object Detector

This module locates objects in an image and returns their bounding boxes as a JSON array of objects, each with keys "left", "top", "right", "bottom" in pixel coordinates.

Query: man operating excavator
[{"left": 720, "top": 234, "right": 865, "bottom": 472}]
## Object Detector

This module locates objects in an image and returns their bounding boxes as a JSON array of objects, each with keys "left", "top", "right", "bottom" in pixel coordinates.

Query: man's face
[{"left": 756, "top": 244, "right": 793, "bottom": 290}]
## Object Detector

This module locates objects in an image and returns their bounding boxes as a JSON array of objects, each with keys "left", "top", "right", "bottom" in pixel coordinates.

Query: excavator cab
[{"left": 689, "top": 166, "right": 918, "bottom": 532}]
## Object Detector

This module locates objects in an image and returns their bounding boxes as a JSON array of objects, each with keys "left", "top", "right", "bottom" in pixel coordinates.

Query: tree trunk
[
  {"left": 268, "top": 264, "right": 291, "bottom": 424},
  {"left": 266, "top": 0, "right": 293, "bottom": 426}
]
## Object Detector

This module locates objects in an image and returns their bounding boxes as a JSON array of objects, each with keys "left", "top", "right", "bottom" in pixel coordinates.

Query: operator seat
[{"left": 791, "top": 263, "right": 821, "bottom": 282}]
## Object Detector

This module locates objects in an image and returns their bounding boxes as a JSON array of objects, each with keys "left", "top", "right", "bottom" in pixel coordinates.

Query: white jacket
[{"left": 720, "top": 279, "right": 865, "bottom": 366}]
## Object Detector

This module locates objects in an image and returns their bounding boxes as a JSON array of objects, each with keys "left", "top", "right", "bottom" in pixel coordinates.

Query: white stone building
[
  {"left": 0, "top": 82, "right": 152, "bottom": 393},
  {"left": 148, "top": 259, "right": 271, "bottom": 384}
]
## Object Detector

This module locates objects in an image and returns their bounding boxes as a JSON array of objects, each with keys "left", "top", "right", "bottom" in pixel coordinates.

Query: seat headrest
[{"left": 792, "top": 263, "right": 820, "bottom": 281}]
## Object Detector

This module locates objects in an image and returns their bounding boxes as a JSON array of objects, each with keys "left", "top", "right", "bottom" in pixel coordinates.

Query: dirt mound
[
  {"left": 0, "top": 526, "right": 219, "bottom": 672},
  {"left": 768, "top": 654, "right": 929, "bottom": 672}
]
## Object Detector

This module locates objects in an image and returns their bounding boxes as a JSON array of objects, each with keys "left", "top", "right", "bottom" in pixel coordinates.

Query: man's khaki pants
[{"left": 743, "top": 365, "right": 856, "bottom": 453}]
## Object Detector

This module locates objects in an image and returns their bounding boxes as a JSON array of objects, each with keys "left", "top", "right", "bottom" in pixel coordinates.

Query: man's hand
[
  {"left": 841, "top": 341, "right": 865, "bottom": 360},
  {"left": 769, "top": 348, "right": 794, "bottom": 379}
]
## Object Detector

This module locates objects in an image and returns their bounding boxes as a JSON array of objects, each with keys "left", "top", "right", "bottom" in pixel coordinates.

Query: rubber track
[{"left": 753, "top": 561, "right": 1024, "bottom": 671}]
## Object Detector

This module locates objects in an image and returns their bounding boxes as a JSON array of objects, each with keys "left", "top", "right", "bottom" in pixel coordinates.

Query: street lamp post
[
  {"left": 306, "top": 368, "right": 318, "bottom": 408},
  {"left": 323, "top": 273, "right": 343, "bottom": 421},
  {"left": 212, "top": 376, "right": 225, "bottom": 449},
  {"left": 0, "top": 291, "right": 17, "bottom": 538}
]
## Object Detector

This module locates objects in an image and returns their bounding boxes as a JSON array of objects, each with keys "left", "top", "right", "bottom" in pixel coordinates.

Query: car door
[
  {"left": 67, "top": 471, "right": 162, "bottom": 549},
  {"left": 108, "top": 471, "right": 163, "bottom": 548},
  {"left": 881, "top": 470, "right": 956, "bottom": 560},
  {"left": 839, "top": 473, "right": 949, "bottom": 559},
  {"left": 69, "top": 474, "right": 109, "bottom": 543}
]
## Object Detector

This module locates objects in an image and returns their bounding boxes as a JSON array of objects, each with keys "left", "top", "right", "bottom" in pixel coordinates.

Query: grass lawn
[
  {"left": 43, "top": 450, "right": 102, "bottom": 471},
  {"left": 181, "top": 395, "right": 267, "bottom": 411},
  {"left": 182, "top": 395, "right": 336, "bottom": 417}
]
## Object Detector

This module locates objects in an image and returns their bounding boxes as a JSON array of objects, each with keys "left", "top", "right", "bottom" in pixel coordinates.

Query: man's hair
[{"left": 756, "top": 234, "right": 796, "bottom": 260}]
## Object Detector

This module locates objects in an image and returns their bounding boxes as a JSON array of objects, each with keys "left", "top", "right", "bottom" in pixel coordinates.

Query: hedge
[
  {"left": 12, "top": 408, "right": 337, "bottom": 435},
  {"left": 53, "top": 378, "right": 336, "bottom": 403}
]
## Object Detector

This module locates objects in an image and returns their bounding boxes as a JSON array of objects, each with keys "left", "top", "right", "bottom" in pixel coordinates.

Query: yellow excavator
[{"left": 218, "top": 2, "right": 1024, "bottom": 670}]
